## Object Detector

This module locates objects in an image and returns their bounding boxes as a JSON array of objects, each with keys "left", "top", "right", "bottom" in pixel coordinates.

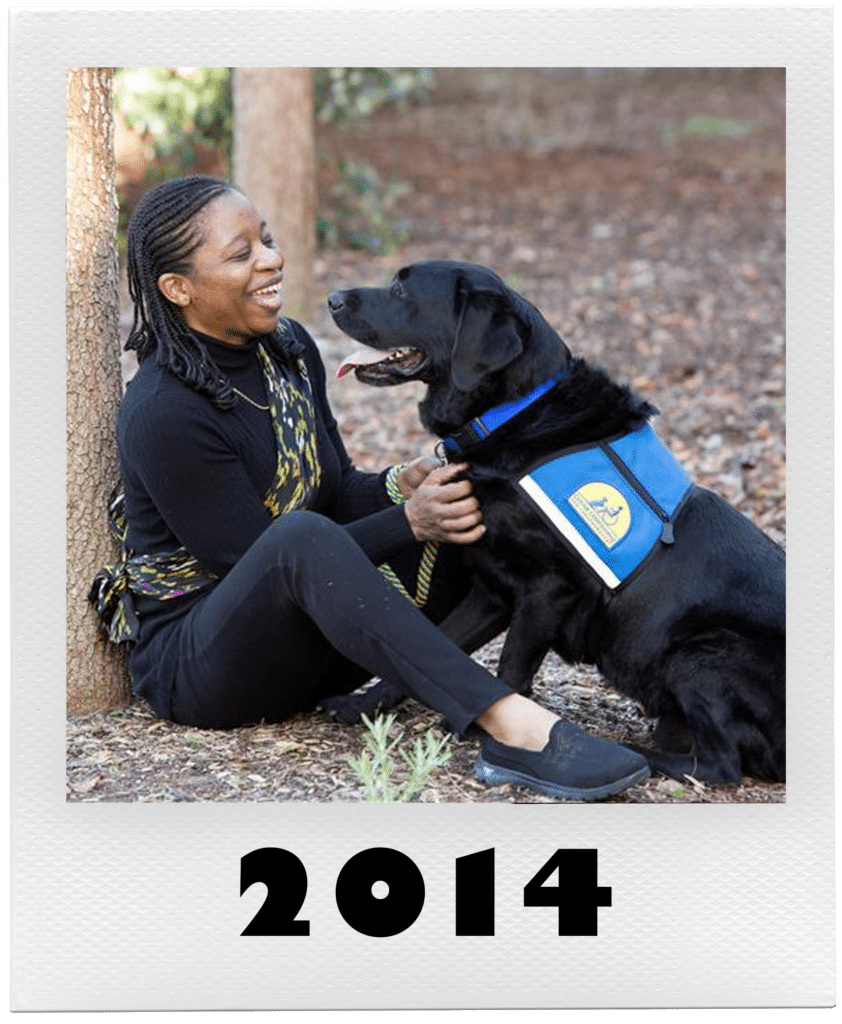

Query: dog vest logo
[
  {"left": 517, "top": 424, "right": 692, "bottom": 590},
  {"left": 568, "top": 483, "right": 631, "bottom": 549}
]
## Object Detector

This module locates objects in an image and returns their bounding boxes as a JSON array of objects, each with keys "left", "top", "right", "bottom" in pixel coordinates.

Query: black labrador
[{"left": 327, "top": 260, "right": 785, "bottom": 785}]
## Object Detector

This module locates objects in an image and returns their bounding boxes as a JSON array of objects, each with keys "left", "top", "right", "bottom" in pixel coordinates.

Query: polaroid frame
[{"left": 10, "top": 5, "right": 835, "bottom": 1011}]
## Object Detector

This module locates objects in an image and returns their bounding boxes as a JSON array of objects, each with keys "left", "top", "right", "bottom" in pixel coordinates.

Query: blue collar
[{"left": 440, "top": 368, "right": 568, "bottom": 461}]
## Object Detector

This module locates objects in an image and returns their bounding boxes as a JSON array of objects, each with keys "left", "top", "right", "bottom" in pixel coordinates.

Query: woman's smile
[{"left": 250, "top": 279, "right": 283, "bottom": 307}]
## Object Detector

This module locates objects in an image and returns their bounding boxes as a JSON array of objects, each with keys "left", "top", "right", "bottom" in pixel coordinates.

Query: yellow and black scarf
[{"left": 90, "top": 338, "right": 322, "bottom": 644}]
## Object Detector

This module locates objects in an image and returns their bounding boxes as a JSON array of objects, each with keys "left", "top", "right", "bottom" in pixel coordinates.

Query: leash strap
[
  {"left": 377, "top": 542, "right": 440, "bottom": 609},
  {"left": 379, "top": 464, "right": 439, "bottom": 610}
]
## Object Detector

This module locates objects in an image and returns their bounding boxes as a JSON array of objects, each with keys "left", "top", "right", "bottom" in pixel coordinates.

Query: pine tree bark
[
  {"left": 232, "top": 68, "right": 317, "bottom": 321},
  {"left": 66, "top": 67, "right": 130, "bottom": 712}
]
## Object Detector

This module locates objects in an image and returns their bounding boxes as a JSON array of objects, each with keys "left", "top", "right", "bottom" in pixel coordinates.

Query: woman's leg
[
  {"left": 315, "top": 542, "right": 511, "bottom": 718},
  {"left": 167, "top": 511, "right": 649, "bottom": 799},
  {"left": 168, "top": 511, "right": 512, "bottom": 730},
  {"left": 377, "top": 541, "right": 473, "bottom": 626}
]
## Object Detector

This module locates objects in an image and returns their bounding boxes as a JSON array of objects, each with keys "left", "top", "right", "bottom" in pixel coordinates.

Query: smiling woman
[
  {"left": 156, "top": 191, "right": 285, "bottom": 345},
  {"left": 90, "top": 174, "right": 651, "bottom": 803}
]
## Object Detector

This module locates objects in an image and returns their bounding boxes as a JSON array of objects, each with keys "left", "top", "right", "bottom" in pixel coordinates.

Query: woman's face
[{"left": 163, "top": 190, "right": 285, "bottom": 345}]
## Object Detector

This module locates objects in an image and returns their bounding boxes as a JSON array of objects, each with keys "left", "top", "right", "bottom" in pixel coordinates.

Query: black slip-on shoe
[{"left": 475, "top": 720, "right": 650, "bottom": 801}]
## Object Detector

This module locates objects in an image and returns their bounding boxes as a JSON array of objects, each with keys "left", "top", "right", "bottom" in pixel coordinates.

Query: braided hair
[{"left": 125, "top": 175, "right": 302, "bottom": 410}]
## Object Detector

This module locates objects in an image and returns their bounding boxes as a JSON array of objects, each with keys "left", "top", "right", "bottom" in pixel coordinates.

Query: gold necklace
[{"left": 233, "top": 387, "right": 270, "bottom": 412}]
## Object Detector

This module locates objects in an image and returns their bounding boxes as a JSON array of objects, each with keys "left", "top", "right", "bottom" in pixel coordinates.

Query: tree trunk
[
  {"left": 232, "top": 67, "right": 317, "bottom": 321},
  {"left": 66, "top": 67, "right": 130, "bottom": 713}
]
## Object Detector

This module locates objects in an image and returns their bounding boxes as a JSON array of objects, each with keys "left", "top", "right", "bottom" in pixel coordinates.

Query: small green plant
[
  {"left": 348, "top": 713, "right": 452, "bottom": 803},
  {"left": 681, "top": 114, "right": 755, "bottom": 138},
  {"left": 661, "top": 114, "right": 756, "bottom": 141},
  {"left": 313, "top": 70, "right": 432, "bottom": 253}
]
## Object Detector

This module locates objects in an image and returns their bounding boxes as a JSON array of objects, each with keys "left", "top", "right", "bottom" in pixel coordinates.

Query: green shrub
[
  {"left": 318, "top": 158, "right": 411, "bottom": 254},
  {"left": 115, "top": 67, "right": 233, "bottom": 171},
  {"left": 314, "top": 67, "right": 434, "bottom": 123}
]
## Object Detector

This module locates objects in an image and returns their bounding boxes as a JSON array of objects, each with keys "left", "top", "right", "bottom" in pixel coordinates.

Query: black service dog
[{"left": 327, "top": 260, "right": 785, "bottom": 785}]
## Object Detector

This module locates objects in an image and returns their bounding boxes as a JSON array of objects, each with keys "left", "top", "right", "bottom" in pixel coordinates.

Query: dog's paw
[
  {"left": 651, "top": 714, "right": 693, "bottom": 753},
  {"left": 621, "top": 742, "right": 742, "bottom": 786},
  {"left": 317, "top": 681, "right": 405, "bottom": 725},
  {"left": 317, "top": 694, "right": 368, "bottom": 725}
]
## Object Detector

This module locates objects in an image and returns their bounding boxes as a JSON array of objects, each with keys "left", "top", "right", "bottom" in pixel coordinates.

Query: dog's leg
[
  {"left": 626, "top": 642, "right": 784, "bottom": 785},
  {"left": 625, "top": 745, "right": 742, "bottom": 786},
  {"left": 626, "top": 696, "right": 744, "bottom": 785},
  {"left": 437, "top": 580, "right": 511, "bottom": 654},
  {"left": 495, "top": 597, "right": 558, "bottom": 696},
  {"left": 649, "top": 694, "right": 694, "bottom": 752}
]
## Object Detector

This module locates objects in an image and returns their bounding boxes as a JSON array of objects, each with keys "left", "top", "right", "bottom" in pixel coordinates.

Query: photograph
[{"left": 69, "top": 65, "right": 786, "bottom": 807}]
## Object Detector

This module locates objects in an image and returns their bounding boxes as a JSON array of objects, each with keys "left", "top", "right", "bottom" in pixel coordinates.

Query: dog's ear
[{"left": 451, "top": 278, "right": 524, "bottom": 392}]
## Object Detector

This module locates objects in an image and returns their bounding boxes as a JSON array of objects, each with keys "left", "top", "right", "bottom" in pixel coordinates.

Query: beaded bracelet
[{"left": 385, "top": 464, "right": 408, "bottom": 504}]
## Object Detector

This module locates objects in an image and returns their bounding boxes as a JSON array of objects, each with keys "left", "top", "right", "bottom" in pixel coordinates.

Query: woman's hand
[
  {"left": 404, "top": 462, "right": 486, "bottom": 544},
  {"left": 395, "top": 454, "right": 440, "bottom": 498}
]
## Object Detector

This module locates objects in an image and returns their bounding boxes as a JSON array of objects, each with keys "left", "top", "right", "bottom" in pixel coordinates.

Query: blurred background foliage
[
  {"left": 114, "top": 67, "right": 434, "bottom": 255},
  {"left": 114, "top": 66, "right": 234, "bottom": 171}
]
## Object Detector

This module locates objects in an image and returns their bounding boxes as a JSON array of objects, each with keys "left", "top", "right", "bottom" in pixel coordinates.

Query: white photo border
[{"left": 10, "top": 6, "right": 834, "bottom": 1011}]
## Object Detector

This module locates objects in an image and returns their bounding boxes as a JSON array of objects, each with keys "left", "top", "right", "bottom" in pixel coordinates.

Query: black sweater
[{"left": 117, "top": 319, "right": 416, "bottom": 647}]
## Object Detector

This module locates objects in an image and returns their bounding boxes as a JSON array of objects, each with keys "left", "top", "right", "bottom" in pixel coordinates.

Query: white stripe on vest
[{"left": 517, "top": 423, "right": 692, "bottom": 590}]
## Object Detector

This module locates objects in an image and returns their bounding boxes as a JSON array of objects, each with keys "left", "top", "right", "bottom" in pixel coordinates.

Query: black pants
[{"left": 162, "top": 512, "right": 512, "bottom": 733}]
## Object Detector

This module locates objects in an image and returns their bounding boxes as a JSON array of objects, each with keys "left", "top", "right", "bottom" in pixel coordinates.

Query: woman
[{"left": 93, "top": 174, "right": 649, "bottom": 801}]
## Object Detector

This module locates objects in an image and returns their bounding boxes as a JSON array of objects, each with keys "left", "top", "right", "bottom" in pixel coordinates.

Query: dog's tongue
[{"left": 336, "top": 346, "right": 385, "bottom": 379}]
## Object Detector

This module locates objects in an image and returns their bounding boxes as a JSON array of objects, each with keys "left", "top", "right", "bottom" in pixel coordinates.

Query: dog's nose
[{"left": 327, "top": 291, "right": 345, "bottom": 313}]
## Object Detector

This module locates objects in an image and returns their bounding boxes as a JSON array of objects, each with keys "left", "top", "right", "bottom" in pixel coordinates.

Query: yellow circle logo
[{"left": 568, "top": 482, "right": 631, "bottom": 549}]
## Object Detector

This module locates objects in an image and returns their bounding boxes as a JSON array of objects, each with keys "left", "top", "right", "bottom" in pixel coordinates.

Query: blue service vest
[{"left": 517, "top": 423, "right": 693, "bottom": 590}]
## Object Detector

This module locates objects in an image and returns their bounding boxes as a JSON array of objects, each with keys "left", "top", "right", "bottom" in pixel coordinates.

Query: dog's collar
[{"left": 439, "top": 368, "right": 568, "bottom": 461}]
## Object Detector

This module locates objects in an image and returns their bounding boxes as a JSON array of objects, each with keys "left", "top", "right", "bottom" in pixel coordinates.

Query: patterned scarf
[
  {"left": 257, "top": 344, "right": 321, "bottom": 518},
  {"left": 90, "top": 329, "right": 321, "bottom": 644}
]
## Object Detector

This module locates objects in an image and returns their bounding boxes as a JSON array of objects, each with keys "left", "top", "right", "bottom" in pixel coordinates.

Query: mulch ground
[{"left": 67, "top": 68, "right": 785, "bottom": 804}]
